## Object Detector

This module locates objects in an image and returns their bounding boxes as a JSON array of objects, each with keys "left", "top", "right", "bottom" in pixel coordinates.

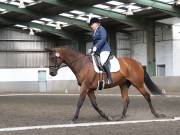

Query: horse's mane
[
  {"left": 57, "top": 47, "right": 91, "bottom": 64},
  {"left": 65, "top": 48, "right": 85, "bottom": 56}
]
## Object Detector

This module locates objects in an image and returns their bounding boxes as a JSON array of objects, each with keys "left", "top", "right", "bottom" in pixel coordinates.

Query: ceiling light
[
  {"left": 22, "top": 0, "right": 34, "bottom": 4},
  {"left": 59, "top": 13, "right": 74, "bottom": 18},
  {"left": 0, "top": 11, "right": 8, "bottom": 14},
  {"left": 14, "top": 24, "right": 27, "bottom": 28},
  {"left": 106, "top": 1, "right": 124, "bottom": 6},
  {"left": 126, "top": 6, "right": 133, "bottom": 16},
  {"left": 70, "top": 10, "right": 85, "bottom": 15},
  {"left": 46, "top": 23, "right": 56, "bottom": 27},
  {"left": 40, "top": 18, "right": 53, "bottom": 23},
  {"left": 31, "top": 20, "right": 45, "bottom": 25},
  {"left": 18, "top": 0, "right": 26, "bottom": 8},
  {"left": 0, "top": 8, "right": 6, "bottom": 12},
  {"left": 32, "top": 28, "right": 42, "bottom": 33},
  {"left": 56, "top": 21, "right": 68, "bottom": 25},
  {"left": 55, "top": 22, "right": 61, "bottom": 30},
  {"left": 86, "top": 13, "right": 93, "bottom": 23},
  {"left": 93, "top": 4, "right": 110, "bottom": 10},
  {"left": 29, "top": 28, "right": 35, "bottom": 35},
  {"left": 176, "top": 0, "right": 180, "bottom": 5}
]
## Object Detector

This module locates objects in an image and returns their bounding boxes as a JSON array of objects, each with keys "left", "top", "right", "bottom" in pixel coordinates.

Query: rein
[{"left": 51, "top": 54, "right": 91, "bottom": 69}]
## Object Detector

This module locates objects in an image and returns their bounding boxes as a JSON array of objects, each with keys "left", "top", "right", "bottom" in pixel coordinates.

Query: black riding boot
[{"left": 103, "top": 62, "right": 113, "bottom": 85}]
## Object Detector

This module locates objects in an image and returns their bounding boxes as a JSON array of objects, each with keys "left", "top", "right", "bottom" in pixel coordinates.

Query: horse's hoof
[
  {"left": 115, "top": 118, "right": 124, "bottom": 121},
  {"left": 107, "top": 116, "right": 113, "bottom": 121},
  {"left": 71, "top": 119, "right": 78, "bottom": 124},
  {"left": 163, "top": 115, "right": 174, "bottom": 119},
  {"left": 66, "top": 120, "right": 75, "bottom": 124},
  {"left": 119, "top": 117, "right": 125, "bottom": 121},
  {"left": 113, "top": 116, "right": 125, "bottom": 121},
  {"left": 70, "top": 121, "right": 75, "bottom": 124},
  {"left": 155, "top": 113, "right": 166, "bottom": 118},
  {"left": 159, "top": 114, "right": 166, "bottom": 118}
]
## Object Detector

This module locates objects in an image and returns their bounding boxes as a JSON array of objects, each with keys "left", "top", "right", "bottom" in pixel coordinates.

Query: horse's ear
[{"left": 45, "top": 48, "right": 54, "bottom": 52}]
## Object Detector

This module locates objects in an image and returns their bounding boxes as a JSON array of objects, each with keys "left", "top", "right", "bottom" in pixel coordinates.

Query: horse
[{"left": 46, "top": 48, "right": 165, "bottom": 122}]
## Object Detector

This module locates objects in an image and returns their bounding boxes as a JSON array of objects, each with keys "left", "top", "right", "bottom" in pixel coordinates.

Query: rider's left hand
[{"left": 93, "top": 47, "right": 97, "bottom": 52}]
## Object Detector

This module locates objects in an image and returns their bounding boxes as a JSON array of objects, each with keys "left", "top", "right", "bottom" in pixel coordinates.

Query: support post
[
  {"left": 146, "top": 22, "right": 156, "bottom": 76},
  {"left": 77, "top": 36, "right": 86, "bottom": 54},
  {"left": 108, "top": 30, "right": 117, "bottom": 56}
]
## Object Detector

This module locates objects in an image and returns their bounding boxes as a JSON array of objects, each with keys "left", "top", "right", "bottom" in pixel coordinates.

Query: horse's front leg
[
  {"left": 87, "top": 91, "right": 113, "bottom": 121},
  {"left": 72, "top": 84, "right": 87, "bottom": 122}
]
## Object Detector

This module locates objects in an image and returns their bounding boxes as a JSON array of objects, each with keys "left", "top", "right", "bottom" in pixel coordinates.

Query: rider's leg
[
  {"left": 100, "top": 51, "right": 113, "bottom": 84},
  {"left": 103, "top": 62, "right": 113, "bottom": 84}
]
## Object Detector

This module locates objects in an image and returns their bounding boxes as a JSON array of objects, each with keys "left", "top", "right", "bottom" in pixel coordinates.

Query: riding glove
[
  {"left": 88, "top": 49, "right": 92, "bottom": 54},
  {"left": 93, "top": 47, "right": 97, "bottom": 52}
]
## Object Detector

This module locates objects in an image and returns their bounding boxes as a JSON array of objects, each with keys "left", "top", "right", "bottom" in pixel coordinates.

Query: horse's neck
[{"left": 62, "top": 49, "right": 86, "bottom": 75}]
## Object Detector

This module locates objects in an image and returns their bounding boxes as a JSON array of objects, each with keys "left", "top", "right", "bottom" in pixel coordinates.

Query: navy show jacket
[{"left": 92, "top": 26, "right": 111, "bottom": 54}]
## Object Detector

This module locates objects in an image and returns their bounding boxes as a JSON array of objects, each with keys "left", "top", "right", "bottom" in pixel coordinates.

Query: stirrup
[
  {"left": 107, "top": 79, "right": 113, "bottom": 85},
  {"left": 97, "top": 80, "right": 105, "bottom": 90}
]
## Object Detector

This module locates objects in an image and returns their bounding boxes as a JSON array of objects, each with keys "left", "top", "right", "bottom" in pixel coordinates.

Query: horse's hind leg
[
  {"left": 87, "top": 90, "right": 112, "bottom": 121},
  {"left": 119, "top": 80, "right": 131, "bottom": 120},
  {"left": 137, "top": 86, "right": 165, "bottom": 118}
]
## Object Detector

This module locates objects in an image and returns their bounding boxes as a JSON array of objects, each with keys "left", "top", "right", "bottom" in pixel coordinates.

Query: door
[
  {"left": 157, "top": 65, "right": 165, "bottom": 76},
  {"left": 38, "top": 70, "right": 47, "bottom": 92}
]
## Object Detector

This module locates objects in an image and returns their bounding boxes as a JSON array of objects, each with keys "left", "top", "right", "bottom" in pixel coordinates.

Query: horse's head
[{"left": 45, "top": 48, "right": 64, "bottom": 76}]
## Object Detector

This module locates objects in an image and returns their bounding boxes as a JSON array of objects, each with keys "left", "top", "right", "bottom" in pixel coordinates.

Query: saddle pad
[{"left": 92, "top": 55, "right": 120, "bottom": 73}]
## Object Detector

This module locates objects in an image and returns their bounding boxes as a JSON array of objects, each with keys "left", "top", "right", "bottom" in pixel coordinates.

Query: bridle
[
  {"left": 49, "top": 53, "right": 90, "bottom": 69},
  {"left": 49, "top": 57, "right": 61, "bottom": 69}
]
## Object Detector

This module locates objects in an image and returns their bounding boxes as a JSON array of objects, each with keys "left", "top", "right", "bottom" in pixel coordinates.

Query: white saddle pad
[{"left": 92, "top": 55, "right": 120, "bottom": 73}]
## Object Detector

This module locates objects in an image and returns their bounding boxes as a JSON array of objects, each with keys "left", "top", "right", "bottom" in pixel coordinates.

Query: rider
[{"left": 88, "top": 17, "right": 113, "bottom": 85}]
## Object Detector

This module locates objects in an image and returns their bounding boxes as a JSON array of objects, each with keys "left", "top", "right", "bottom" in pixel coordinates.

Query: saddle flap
[
  {"left": 91, "top": 55, "right": 120, "bottom": 73},
  {"left": 93, "top": 54, "right": 104, "bottom": 71}
]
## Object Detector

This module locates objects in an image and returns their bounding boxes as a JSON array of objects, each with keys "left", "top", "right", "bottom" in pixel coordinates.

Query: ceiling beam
[
  {"left": 40, "top": 0, "right": 149, "bottom": 30},
  {"left": 25, "top": 22, "right": 76, "bottom": 40},
  {"left": 51, "top": 15, "right": 90, "bottom": 31},
  {"left": 82, "top": 7, "right": 147, "bottom": 30},
  {"left": 122, "top": 0, "right": 180, "bottom": 18},
  {"left": 40, "top": 0, "right": 71, "bottom": 7},
  {"left": 40, "top": 0, "right": 110, "bottom": 7},
  {"left": 0, "top": 2, "right": 39, "bottom": 17},
  {"left": 0, "top": 16, "right": 74, "bottom": 40},
  {"left": 0, "top": 2, "right": 90, "bottom": 31}
]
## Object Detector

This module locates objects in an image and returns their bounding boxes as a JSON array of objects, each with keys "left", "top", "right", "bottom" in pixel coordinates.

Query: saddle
[
  {"left": 89, "top": 53, "right": 120, "bottom": 90},
  {"left": 90, "top": 54, "right": 120, "bottom": 73},
  {"left": 93, "top": 54, "right": 113, "bottom": 72}
]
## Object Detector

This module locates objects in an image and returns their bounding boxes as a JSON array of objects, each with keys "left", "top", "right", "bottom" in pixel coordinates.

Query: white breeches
[{"left": 100, "top": 51, "right": 110, "bottom": 66}]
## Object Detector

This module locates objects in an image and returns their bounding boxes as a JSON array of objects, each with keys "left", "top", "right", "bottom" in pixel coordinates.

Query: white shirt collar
[{"left": 93, "top": 26, "right": 100, "bottom": 35}]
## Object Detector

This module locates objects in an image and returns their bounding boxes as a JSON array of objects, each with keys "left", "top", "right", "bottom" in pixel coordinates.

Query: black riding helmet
[{"left": 89, "top": 17, "right": 100, "bottom": 26}]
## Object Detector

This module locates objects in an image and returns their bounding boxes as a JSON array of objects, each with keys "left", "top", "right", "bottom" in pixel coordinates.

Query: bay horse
[{"left": 46, "top": 48, "right": 165, "bottom": 122}]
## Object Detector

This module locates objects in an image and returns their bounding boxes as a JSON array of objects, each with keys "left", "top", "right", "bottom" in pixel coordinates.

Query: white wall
[
  {"left": 132, "top": 24, "right": 180, "bottom": 76},
  {"left": 130, "top": 31, "right": 147, "bottom": 66},
  {"left": 155, "top": 41, "right": 173, "bottom": 76},
  {"left": 119, "top": 24, "right": 175, "bottom": 76},
  {"left": 0, "top": 67, "right": 76, "bottom": 82},
  {"left": 0, "top": 28, "right": 56, "bottom": 68},
  {"left": 155, "top": 24, "right": 173, "bottom": 76},
  {"left": 172, "top": 25, "right": 180, "bottom": 76}
]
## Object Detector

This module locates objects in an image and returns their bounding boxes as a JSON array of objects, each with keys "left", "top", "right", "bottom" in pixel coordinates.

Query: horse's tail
[{"left": 144, "top": 70, "right": 162, "bottom": 95}]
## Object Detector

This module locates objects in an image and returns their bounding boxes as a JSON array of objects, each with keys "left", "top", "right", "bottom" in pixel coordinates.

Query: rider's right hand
[{"left": 88, "top": 49, "right": 92, "bottom": 54}]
